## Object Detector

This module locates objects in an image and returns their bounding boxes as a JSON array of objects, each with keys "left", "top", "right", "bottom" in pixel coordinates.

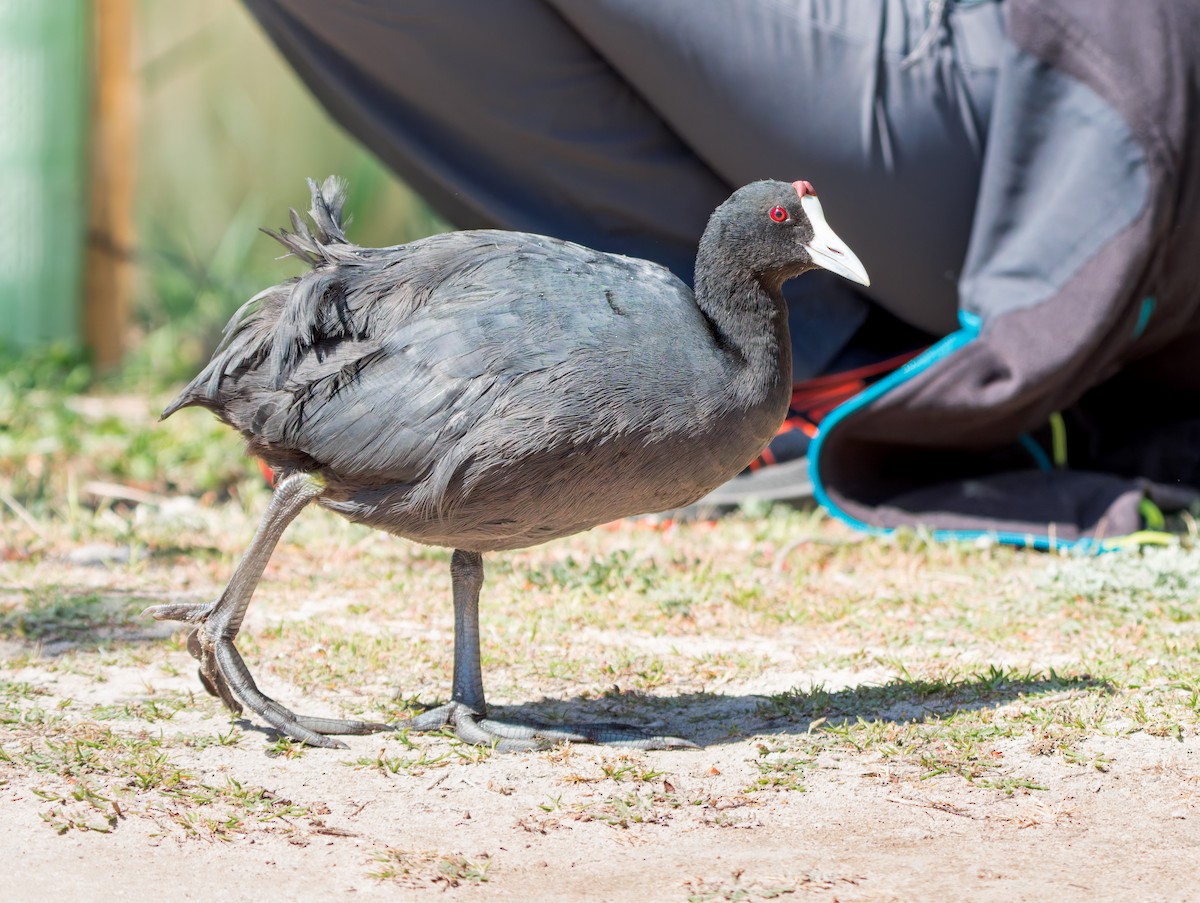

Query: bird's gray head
[{"left": 701, "top": 180, "right": 870, "bottom": 288}]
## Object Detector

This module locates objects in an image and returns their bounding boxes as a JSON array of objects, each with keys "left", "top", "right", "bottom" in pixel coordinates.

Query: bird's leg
[
  {"left": 406, "top": 550, "right": 498, "bottom": 737},
  {"left": 407, "top": 550, "right": 696, "bottom": 751},
  {"left": 448, "top": 549, "right": 488, "bottom": 714},
  {"left": 145, "top": 472, "right": 391, "bottom": 749}
]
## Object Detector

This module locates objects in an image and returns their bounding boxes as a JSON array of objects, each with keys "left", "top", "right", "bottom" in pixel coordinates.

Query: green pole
[{"left": 0, "top": 0, "right": 89, "bottom": 352}]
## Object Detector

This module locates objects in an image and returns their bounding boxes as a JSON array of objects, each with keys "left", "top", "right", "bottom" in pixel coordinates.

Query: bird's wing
[{"left": 206, "top": 231, "right": 703, "bottom": 490}]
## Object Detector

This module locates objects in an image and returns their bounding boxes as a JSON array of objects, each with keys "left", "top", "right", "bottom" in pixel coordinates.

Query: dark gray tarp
[{"left": 812, "top": 0, "right": 1200, "bottom": 547}]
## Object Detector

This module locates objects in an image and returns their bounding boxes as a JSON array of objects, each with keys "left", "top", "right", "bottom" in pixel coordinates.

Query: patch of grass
[
  {"left": 1, "top": 723, "right": 314, "bottom": 839},
  {"left": 0, "top": 701, "right": 67, "bottom": 731},
  {"left": 745, "top": 743, "right": 809, "bottom": 793},
  {"left": 34, "top": 782, "right": 120, "bottom": 835},
  {"left": 534, "top": 786, "right": 685, "bottom": 831},
  {"left": 350, "top": 729, "right": 494, "bottom": 776},
  {"left": 88, "top": 696, "right": 189, "bottom": 723},
  {"left": 0, "top": 679, "right": 51, "bottom": 701},
  {"left": 0, "top": 365, "right": 255, "bottom": 512},
  {"left": 368, "top": 849, "right": 491, "bottom": 887},
  {"left": 0, "top": 590, "right": 150, "bottom": 645},
  {"left": 522, "top": 549, "right": 647, "bottom": 595},
  {"left": 559, "top": 753, "right": 670, "bottom": 785},
  {"left": 1039, "top": 546, "right": 1200, "bottom": 614},
  {"left": 684, "top": 870, "right": 811, "bottom": 902},
  {"left": 178, "top": 727, "right": 243, "bottom": 750},
  {"left": 578, "top": 790, "right": 675, "bottom": 829},
  {"left": 353, "top": 746, "right": 451, "bottom": 776},
  {"left": 265, "top": 736, "right": 308, "bottom": 759},
  {"left": 599, "top": 756, "right": 668, "bottom": 784},
  {"left": 599, "top": 653, "right": 672, "bottom": 690}
]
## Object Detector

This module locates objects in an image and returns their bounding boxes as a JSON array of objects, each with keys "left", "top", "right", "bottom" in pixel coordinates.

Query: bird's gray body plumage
[
  {"left": 149, "top": 176, "right": 867, "bottom": 750},
  {"left": 165, "top": 179, "right": 788, "bottom": 551}
]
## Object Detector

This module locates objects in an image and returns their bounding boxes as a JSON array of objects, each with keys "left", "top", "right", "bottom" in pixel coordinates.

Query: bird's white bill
[{"left": 800, "top": 194, "right": 870, "bottom": 287}]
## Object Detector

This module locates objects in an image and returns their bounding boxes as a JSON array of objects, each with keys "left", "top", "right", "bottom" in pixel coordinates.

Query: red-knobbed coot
[{"left": 146, "top": 176, "right": 868, "bottom": 749}]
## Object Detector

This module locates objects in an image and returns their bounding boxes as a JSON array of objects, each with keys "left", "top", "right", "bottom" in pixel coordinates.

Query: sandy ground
[
  {"left": 2, "top": 505, "right": 1198, "bottom": 902},
  {"left": 4, "top": 728, "right": 1198, "bottom": 903}
]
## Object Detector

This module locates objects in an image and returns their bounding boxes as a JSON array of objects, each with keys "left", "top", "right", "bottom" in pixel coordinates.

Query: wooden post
[{"left": 84, "top": 0, "right": 136, "bottom": 371}]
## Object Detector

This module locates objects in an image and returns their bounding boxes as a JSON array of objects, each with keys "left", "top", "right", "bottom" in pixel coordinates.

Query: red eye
[{"left": 769, "top": 206, "right": 789, "bottom": 223}]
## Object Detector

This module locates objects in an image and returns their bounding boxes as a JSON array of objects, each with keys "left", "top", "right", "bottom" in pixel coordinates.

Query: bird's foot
[
  {"left": 144, "top": 604, "right": 393, "bottom": 749},
  {"left": 408, "top": 701, "right": 697, "bottom": 751}
]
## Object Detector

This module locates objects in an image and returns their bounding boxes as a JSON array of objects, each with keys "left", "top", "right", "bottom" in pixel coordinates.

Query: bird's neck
[{"left": 693, "top": 246, "right": 793, "bottom": 414}]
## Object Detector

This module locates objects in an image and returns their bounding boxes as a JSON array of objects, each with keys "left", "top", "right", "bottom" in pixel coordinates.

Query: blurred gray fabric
[{"left": 243, "top": 0, "right": 1005, "bottom": 377}]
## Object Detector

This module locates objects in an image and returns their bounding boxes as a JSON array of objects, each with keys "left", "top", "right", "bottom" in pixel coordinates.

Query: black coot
[{"left": 147, "top": 177, "right": 869, "bottom": 749}]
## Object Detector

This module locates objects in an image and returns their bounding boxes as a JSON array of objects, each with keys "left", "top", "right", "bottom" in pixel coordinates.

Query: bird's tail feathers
[
  {"left": 262, "top": 175, "right": 358, "bottom": 267},
  {"left": 161, "top": 177, "right": 359, "bottom": 420},
  {"left": 160, "top": 283, "right": 288, "bottom": 420}
]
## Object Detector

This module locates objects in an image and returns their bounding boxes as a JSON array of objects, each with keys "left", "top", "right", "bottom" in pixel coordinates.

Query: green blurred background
[{"left": 0, "top": 0, "right": 445, "bottom": 387}]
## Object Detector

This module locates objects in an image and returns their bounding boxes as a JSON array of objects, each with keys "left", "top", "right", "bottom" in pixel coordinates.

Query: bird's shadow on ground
[
  {"left": 225, "top": 672, "right": 1114, "bottom": 751},
  {"left": 473, "top": 670, "right": 1110, "bottom": 749}
]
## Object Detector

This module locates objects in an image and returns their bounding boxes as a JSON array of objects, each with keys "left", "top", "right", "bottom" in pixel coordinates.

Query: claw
[
  {"left": 143, "top": 601, "right": 214, "bottom": 623},
  {"left": 187, "top": 626, "right": 243, "bottom": 714},
  {"left": 196, "top": 665, "right": 229, "bottom": 703}
]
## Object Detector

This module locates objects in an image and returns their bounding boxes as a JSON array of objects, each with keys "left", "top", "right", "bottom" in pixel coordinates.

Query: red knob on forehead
[{"left": 792, "top": 180, "right": 815, "bottom": 198}]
